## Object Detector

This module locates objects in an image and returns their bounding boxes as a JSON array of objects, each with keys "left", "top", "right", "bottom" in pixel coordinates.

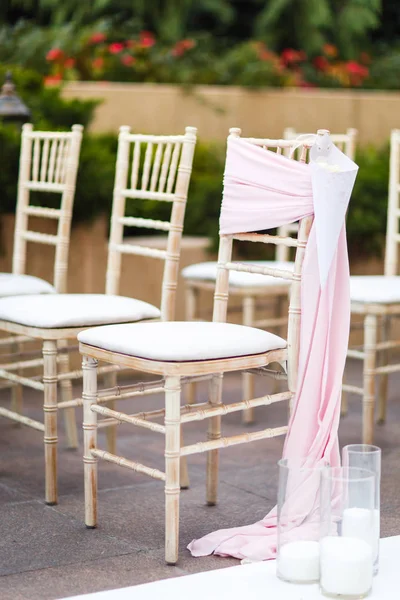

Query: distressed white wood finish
[
  {"left": 0, "top": 125, "right": 197, "bottom": 502},
  {"left": 80, "top": 128, "right": 314, "bottom": 564},
  {"left": 106, "top": 125, "right": 197, "bottom": 321},
  {"left": 12, "top": 124, "right": 83, "bottom": 292},
  {"left": 4, "top": 123, "right": 83, "bottom": 447},
  {"left": 344, "top": 130, "right": 400, "bottom": 442},
  {"left": 184, "top": 128, "right": 357, "bottom": 421}
]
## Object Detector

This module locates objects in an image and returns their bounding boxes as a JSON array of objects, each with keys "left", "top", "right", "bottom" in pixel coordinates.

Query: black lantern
[{"left": 0, "top": 71, "right": 31, "bottom": 125}]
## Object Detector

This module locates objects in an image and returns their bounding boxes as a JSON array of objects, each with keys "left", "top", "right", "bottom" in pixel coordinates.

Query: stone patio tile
[
  {"left": 0, "top": 500, "right": 135, "bottom": 577},
  {"left": 0, "top": 551, "right": 186, "bottom": 600},
  {"left": 53, "top": 480, "right": 272, "bottom": 553}
]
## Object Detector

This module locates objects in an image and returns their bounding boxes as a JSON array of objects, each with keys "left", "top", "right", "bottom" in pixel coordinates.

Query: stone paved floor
[{"left": 0, "top": 361, "right": 399, "bottom": 599}]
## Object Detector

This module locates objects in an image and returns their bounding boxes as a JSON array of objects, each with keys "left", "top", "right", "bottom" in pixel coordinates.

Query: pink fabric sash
[{"left": 188, "top": 138, "right": 357, "bottom": 561}]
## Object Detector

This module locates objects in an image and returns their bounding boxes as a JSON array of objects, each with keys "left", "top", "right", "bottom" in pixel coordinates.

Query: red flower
[
  {"left": 323, "top": 44, "right": 338, "bottom": 58},
  {"left": 64, "top": 58, "right": 75, "bottom": 69},
  {"left": 139, "top": 30, "right": 155, "bottom": 48},
  {"left": 121, "top": 54, "right": 135, "bottom": 66},
  {"left": 92, "top": 57, "right": 104, "bottom": 69},
  {"left": 171, "top": 39, "right": 196, "bottom": 57},
  {"left": 172, "top": 46, "right": 184, "bottom": 58},
  {"left": 46, "top": 48, "right": 64, "bottom": 62},
  {"left": 313, "top": 55, "right": 329, "bottom": 71},
  {"left": 44, "top": 74, "right": 62, "bottom": 85},
  {"left": 346, "top": 61, "right": 369, "bottom": 77},
  {"left": 281, "top": 48, "right": 306, "bottom": 65},
  {"left": 90, "top": 32, "right": 106, "bottom": 44},
  {"left": 258, "top": 49, "right": 276, "bottom": 62},
  {"left": 108, "top": 43, "right": 124, "bottom": 54}
]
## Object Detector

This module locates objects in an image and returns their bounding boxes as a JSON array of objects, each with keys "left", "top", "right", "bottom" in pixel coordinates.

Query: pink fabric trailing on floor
[{"left": 188, "top": 138, "right": 358, "bottom": 561}]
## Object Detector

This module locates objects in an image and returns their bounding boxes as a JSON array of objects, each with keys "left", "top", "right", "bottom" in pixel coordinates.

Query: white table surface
[{"left": 62, "top": 536, "right": 399, "bottom": 600}]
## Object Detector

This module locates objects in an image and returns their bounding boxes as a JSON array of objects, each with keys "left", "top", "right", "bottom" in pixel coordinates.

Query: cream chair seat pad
[
  {"left": 0, "top": 273, "right": 55, "bottom": 297},
  {"left": 78, "top": 321, "right": 287, "bottom": 362},
  {"left": 0, "top": 294, "right": 160, "bottom": 328},
  {"left": 350, "top": 276, "right": 400, "bottom": 304}
]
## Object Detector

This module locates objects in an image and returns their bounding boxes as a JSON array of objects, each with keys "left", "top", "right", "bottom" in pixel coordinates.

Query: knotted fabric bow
[{"left": 188, "top": 135, "right": 358, "bottom": 561}]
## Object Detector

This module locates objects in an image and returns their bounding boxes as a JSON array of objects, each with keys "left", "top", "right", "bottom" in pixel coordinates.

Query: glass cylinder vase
[
  {"left": 277, "top": 458, "right": 329, "bottom": 584},
  {"left": 320, "top": 466, "right": 376, "bottom": 599},
  {"left": 342, "top": 444, "right": 381, "bottom": 575}
]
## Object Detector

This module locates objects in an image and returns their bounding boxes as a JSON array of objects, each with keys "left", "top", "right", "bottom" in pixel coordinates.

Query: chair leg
[
  {"left": 179, "top": 430, "right": 190, "bottom": 490},
  {"left": 206, "top": 373, "right": 222, "bottom": 506},
  {"left": 377, "top": 316, "right": 390, "bottom": 425},
  {"left": 58, "top": 340, "right": 78, "bottom": 449},
  {"left": 43, "top": 340, "right": 58, "bottom": 505},
  {"left": 185, "top": 285, "right": 198, "bottom": 405},
  {"left": 363, "top": 314, "right": 378, "bottom": 445},
  {"left": 164, "top": 375, "right": 181, "bottom": 565},
  {"left": 83, "top": 355, "right": 99, "bottom": 528},
  {"left": 10, "top": 338, "right": 23, "bottom": 426},
  {"left": 242, "top": 296, "right": 255, "bottom": 425},
  {"left": 103, "top": 370, "right": 117, "bottom": 454}
]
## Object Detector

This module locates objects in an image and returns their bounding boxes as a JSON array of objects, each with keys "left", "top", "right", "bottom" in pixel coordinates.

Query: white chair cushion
[
  {"left": 0, "top": 273, "right": 55, "bottom": 297},
  {"left": 78, "top": 321, "right": 287, "bottom": 362},
  {"left": 350, "top": 276, "right": 400, "bottom": 304},
  {"left": 0, "top": 294, "right": 160, "bottom": 328},
  {"left": 181, "top": 261, "right": 294, "bottom": 288}
]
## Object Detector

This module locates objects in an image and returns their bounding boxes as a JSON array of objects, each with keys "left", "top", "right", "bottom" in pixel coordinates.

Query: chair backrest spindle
[
  {"left": 106, "top": 126, "right": 198, "bottom": 321},
  {"left": 12, "top": 123, "right": 83, "bottom": 293}
]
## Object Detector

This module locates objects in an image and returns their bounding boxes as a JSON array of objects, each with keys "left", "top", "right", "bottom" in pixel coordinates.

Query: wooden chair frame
[
  {"left": 0, "top": 126, "right": 197, "bottom": 504},
  {"left": 80, "top": 128, "right": 314, "bottom": 564},
  {"left": 343, "top": 129, "right": 400, "bottom": 443},
  {"left": 0, "top": 123, "right": 83, "bottom": 447},
  {"left": 184, "top": 127, "right": 358, "bottom": 424}
]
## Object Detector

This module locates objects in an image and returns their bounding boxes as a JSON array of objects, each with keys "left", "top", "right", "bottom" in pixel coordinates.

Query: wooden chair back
[
  {"left": 384, "top": 130, "right": 400, "bottom": 276},
  {"left": 105, "top": 126, "right": 197, "bottom": 321},
  {"left": 277, "top": 127, "right": 358, "bottom": 262},
  {"left": 12, "top": 123, "right": 83, "bottom": 293},
  {"left": 213, "top": 127, "right": 314, "bottom": 392}
]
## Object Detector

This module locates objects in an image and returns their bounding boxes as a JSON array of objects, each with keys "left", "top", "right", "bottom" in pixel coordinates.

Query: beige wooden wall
[{"left": 63, "top": 82, "right": 400, "bottom": 145}]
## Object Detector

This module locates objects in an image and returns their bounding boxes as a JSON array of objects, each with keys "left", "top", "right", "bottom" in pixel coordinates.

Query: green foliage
[
  {"left": 365, "top": 50, "right": 400, "bottom": 90},
  {"left": 0, "top": 63, "right": 98, "bottom": 128},
  {"left": 347, "top": 143, "right": 389, "bottom": 257},
  {"left": 256, "top": 0, "right": 381, "bottom": 58}
]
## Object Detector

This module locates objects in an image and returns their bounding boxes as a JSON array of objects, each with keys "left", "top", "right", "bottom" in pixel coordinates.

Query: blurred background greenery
[{"left": 0, "top": 0, "right": 398, "bottom": 88}]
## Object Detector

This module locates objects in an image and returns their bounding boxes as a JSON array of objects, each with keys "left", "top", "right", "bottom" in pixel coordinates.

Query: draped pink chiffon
[{"left": 188, "top": 138, "right": 355, "bottom": 561}]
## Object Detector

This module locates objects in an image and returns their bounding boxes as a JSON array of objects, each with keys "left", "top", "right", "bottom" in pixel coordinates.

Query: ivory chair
[
  {"left": 182, "top": 127, "right": 358, "bottom": 424},
  {"left": 0, "top": 123, "right": 83, "bottom": 448},
  {"left": 343, "top": 129, "right": 400, "bottom": 444},
  {"left": 0, "top": 126, "right": 197, "bottom": 504},
  {"left": 78, "top": 129, "right": 313, "bottom": 565}
]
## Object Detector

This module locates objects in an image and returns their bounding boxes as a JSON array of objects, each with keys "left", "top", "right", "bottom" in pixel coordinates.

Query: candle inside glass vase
[
  {"left": 342, "top": 444, "right": 381, "bottom": 575},
  {"left": 276, "top": 458, "right": 328, "bottom": 584},
  {"left": 320, "top": 467, "right": 375, "bottom": 599}
]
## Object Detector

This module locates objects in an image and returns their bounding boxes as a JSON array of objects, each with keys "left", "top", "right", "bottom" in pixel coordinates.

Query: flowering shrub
[{"left": 42, "top": 32, "right": 381, "bottom": 89}]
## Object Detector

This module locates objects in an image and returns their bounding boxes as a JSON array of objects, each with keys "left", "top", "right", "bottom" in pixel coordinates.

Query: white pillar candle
[
  {"left": 277, "top": 540, "right": 320, "bottom": 582},
  {"left": 320, "top": 536, "right": 373, "bottom": 597},
  {"left": 342, "top": 507, "right": 380, "bottom": 562}
]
